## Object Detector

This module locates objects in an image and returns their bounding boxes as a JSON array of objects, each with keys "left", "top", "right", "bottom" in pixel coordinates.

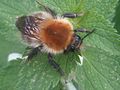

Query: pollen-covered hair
[{"left": 39, "top": 18, "right": 74, "bottom": 53}]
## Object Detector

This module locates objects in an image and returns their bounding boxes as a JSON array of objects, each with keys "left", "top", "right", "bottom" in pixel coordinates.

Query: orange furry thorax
[{"left": 39, "top": 19, "right": 74, "bottom": 52}]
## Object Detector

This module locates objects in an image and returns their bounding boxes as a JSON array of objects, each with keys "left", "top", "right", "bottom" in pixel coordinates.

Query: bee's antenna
[
  {"left": 81, "top": 29, "right": 95, "bottom": 41},
  {"left": 74, "top": 29, "right": 95, "bottom": 45},
  {"left": 36, "top": 1, "right": 57, "bottom": 18},
  {"left": 79, "top": 29, "right": 95, "bottom": 45}
]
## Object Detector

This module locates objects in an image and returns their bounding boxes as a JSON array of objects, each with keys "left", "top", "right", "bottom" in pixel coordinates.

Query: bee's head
[
  {"left": 64, "top": 34, "right": 82, "bottom": 52},
  {"left": 70, "top": 34, "right": 82, "bottom": 51}
]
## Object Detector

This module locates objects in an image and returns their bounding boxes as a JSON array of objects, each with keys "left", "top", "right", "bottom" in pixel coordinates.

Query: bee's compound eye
[{"left": 71, "top": 45, "right": 75, "bottom": 49}]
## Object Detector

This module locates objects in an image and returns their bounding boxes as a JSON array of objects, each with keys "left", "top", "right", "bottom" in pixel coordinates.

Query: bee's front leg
[
  {"left": 48, "top": 53, "right": 64, "bottom": 76},
  {"left": 62, "top": 13, "right": 84, "bottom": 18},
  {"left": 27, "top": 45, "right": 43, "bottom": 60}
]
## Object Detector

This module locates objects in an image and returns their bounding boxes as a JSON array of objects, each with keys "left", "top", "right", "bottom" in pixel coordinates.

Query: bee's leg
[
  {"left": 74, "top": 28, "right": 95, "bottom": 45},
  {"left": 74, "top": 28, "right": 95, "bottom": 33},
  {"left": 25, "top": 46, "right": 33, "bottom": 50},
  {"left": 27, "top": 47, "right": 39, "bottom": 60},
  {"left": 36, "top": 1, "right": 57, "bottom": 18},
  {"left": 27, "top": 45, "right": 43, "bottom": 60},
  {"left": 48, "top": 53, "right": 64, "bottom": 76},
  {"left": 62, "top": 13, "right": 84, "bottom": 18}
]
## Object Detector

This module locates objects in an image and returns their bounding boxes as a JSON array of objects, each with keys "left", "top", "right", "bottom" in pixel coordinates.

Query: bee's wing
[
  {"left": 16, "top": 16, "right": 40, "bottom": 39},
  {"left": 16, "top": 16, "right": 43, "bottom": 47}
]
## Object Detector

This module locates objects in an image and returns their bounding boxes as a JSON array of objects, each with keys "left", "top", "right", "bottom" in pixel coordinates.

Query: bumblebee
[{"left": 16, "top": 2, "right": 95, "bottom": 75}]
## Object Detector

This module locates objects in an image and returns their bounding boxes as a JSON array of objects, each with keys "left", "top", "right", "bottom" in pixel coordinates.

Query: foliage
[{"left": 0, "top": 0, "right": 120, "bottom": 90}]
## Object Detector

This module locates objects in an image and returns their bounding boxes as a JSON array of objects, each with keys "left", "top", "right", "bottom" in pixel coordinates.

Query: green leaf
[
  {"left": 80, "top": 0, "right": 118, "bottom": 21},
  {"left": 79, "top": 12, "right": 120, "bottom": 55},
  {"left": 0, "top": 33, "right": 25, "bottom": 68},
  {"left": 0, "top": 61, "right": 22, "bottom": 90},
  {"left": 0, "top": 57, "right": 60, "bottom": 90},
  {"left": 0, "top": 0, "right": 120, "bottom": 90},
  {"left": 0, "top": 52, "right": 79, "bottom": 90},
  {"left": 0, "top": 0, "right": 40, "bottom": 43},
  {"left": 43, "top": 0, "right": 118, "bottom": 22},
  {"left": 76, "top": 47, "right": 120, "bottom": 90}
]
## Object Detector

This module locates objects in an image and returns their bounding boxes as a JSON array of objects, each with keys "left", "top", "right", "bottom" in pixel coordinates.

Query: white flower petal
[
  {"left": 76, "top": 55, "right": 84, "bottom": 66},
  {"left": 8, "top": 53, "right": 22, "bottom": 62}
]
